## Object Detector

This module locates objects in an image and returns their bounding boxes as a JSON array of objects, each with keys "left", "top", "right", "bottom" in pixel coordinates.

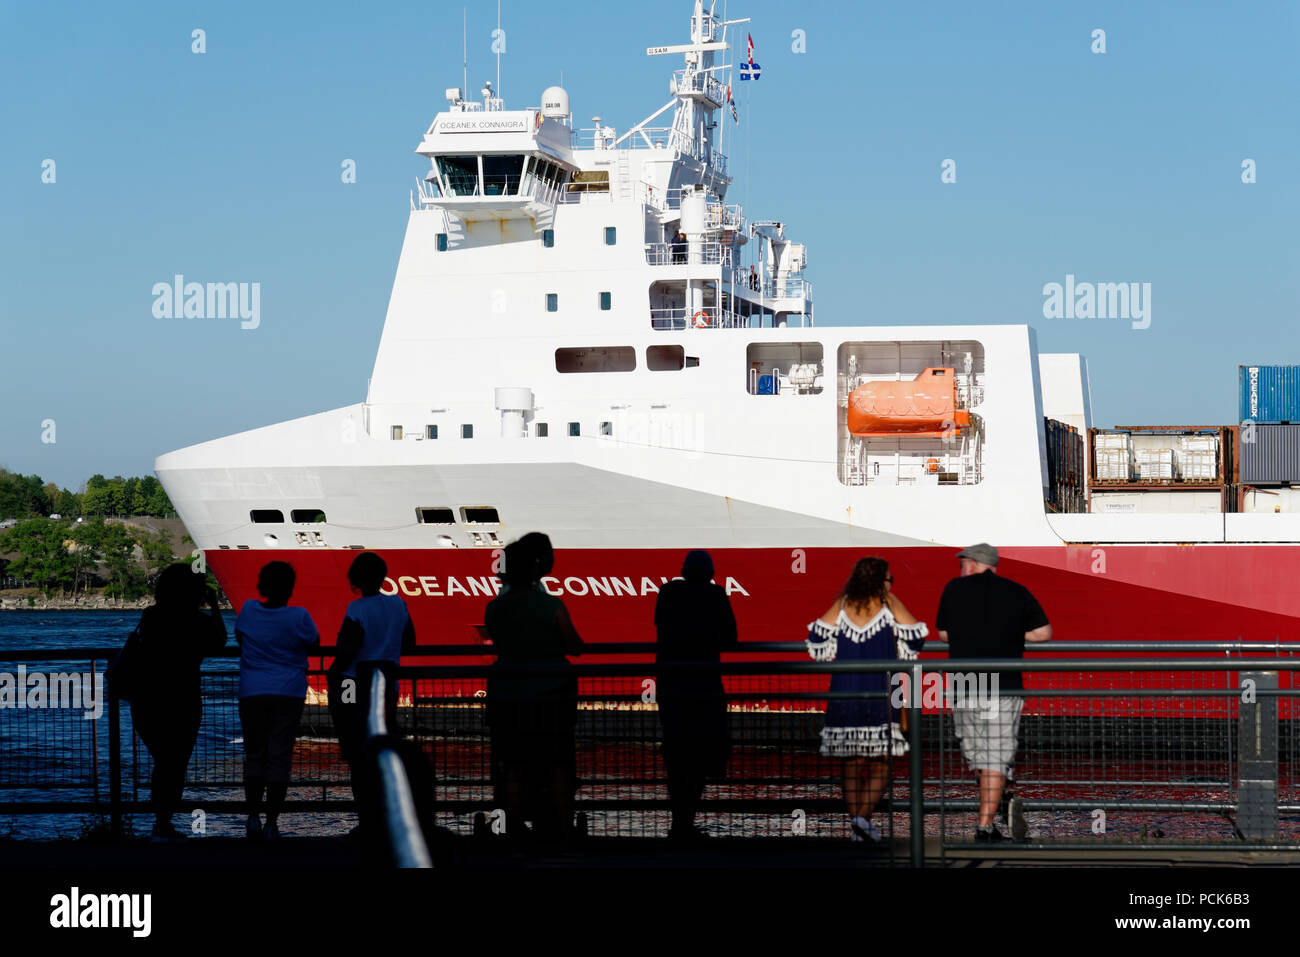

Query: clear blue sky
[{"left": 2, "top": 0, "right": 1297, "bottom": 490}]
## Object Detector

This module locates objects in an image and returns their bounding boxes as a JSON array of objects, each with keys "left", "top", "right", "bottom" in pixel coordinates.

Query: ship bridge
[{"left": 414, "top": 84, "right": 578, "bottom": 231}]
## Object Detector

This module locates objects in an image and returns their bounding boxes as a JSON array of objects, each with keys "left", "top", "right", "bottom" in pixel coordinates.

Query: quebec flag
[{"left": 739, "top": 61, "right": 761, "bottom": 81}]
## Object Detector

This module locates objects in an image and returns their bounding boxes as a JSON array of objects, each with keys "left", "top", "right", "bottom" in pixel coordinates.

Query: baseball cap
[{"left": 955, "top": 543, "right": 998, "bottom": 566}]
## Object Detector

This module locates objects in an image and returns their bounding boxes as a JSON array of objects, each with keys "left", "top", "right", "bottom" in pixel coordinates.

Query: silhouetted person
[
  {"left": 327, "top": 552, "right": 415, "bottom": 838},
  {"left": 484, "top": 532, "right": 584, "bottom": 846},
  {"left": 235, "top": 560, "right": 319, "bottom": 841},
  {"left": 129, "top": 563, "right": 229, "bottom": 841},
  {"left": 654, "top": 550, "right": 738, "bottom": 842},
  {"left": 671, "top": 230, "right": 687, "bottom": 264}
]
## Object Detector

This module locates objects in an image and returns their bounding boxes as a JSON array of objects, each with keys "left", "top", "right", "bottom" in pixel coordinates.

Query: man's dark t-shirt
[{"left": 935, "top": 570, "right": 1049, "bottom": 692}]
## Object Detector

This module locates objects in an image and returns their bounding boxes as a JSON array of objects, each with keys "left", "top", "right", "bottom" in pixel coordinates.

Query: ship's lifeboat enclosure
[{"left": 837, "top": 340, "right": 986, "bottom": 487}]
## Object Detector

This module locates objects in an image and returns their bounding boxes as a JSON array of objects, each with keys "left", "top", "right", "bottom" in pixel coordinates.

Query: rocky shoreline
[{"left": 0, "top": 596, "right": 234, "bottom": 611}]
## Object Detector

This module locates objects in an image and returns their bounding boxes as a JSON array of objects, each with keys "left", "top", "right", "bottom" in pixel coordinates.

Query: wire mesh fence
[{"left": 2, "top": 646, "right": 1299, "bottom": 858}]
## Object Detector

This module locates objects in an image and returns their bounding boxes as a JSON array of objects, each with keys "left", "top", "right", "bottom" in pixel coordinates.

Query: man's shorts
[{"left": 952, "top": 695, "right": 1024, "bottom": 777}]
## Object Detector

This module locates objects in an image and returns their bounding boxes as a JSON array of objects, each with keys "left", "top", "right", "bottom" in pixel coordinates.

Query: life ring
[{"left": 692, "top": 310, "right": 710, "bottom": 328}]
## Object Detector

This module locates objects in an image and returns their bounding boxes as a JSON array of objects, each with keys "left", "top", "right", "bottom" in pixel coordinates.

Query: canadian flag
[{"left": 747, "top": 33, "right": 754, "bottom": 65}]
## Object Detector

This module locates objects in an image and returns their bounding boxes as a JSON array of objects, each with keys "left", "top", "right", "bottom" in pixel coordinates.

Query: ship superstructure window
[
  {"left": 417, "top": 507, "right": 455, "bottom": 524},
  {"left": 647, "top": 345, "right": 685, "bottom": 371},
  {"left": 391, "top": 426, "right": 404, "bottom": 440},
  {"left": 542, "top": 229, "right": 555, "bottom": 248},
  {"left": 462, "top": 424, "right": 473, "bottom": 438},
  {"left": 555, "top": 347, "right": 636, "bottom": 373},
  {"left": 604, "top": 227, "right": 617, "bottom": 245},
  {"left": 601, "top": 421, "right": 613, "bottom": 436},
  {"left": 426, "top": 425, "right": 438, "bottom": 439},
  {"left": 250, "top": 510, "right": 284, "bottom": 524},
  {"left": 546, "top": 294, "right": 558, "bottom": 312},
  {"left": 747, "top": 342, "right": 825, "bottom": 395},
  {"left": 599, "top": 292, "right": 612, "bottom": 311},
  {"left": 536, "top": 422, "right": 549, "bottom": 437},
  {"left": 461, "top": 507, "right": 500, "bottom": 524},
  {"left": 436, "top": 233, "right": 448, "bottom": 252},
  {"left": 569, "top": 422, "right": 581, "bottom": 436},
  {"left": 291, "top": 509, "right": 327, "bottom": 524},
  {"left": 481, "top": 154, "right": 525, "bottom": 195},
  {"left": 435, "top": 155, "right": 479, "bottom": 196}
]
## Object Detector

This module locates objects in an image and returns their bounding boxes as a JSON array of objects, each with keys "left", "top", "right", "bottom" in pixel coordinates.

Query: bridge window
[
  {"left": 546, "top": 293, "right": 558, "bottom": 312},
  {"left": 250, "top": 510, "right": 284, "bottom": 524},
  {"left": 555, "top": 347, "right": 636, "bottom": 373},
  {"left": 436, "top": 155, "right": 479, "bottom": 196},
  {"left": 599, "top": 291, "right": 612, "bottom": 311},
  {"left": 604, "top": 226, "right": 617, "bottom": 245},
  {"left": 482, "top": 154, "right": 525, "bottom": 195}
]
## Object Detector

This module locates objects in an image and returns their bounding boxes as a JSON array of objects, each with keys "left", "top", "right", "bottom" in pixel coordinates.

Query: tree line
[
  {"left": 0, "top": 469, "right": 175, "bottom": 520},
  {"left": 0, "top": 516, "right": 180, "bottom": 600}
]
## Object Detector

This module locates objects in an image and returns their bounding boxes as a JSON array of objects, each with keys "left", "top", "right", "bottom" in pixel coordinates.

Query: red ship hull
[{"left": 207, "top": 544, "right": 1300, "bottom": 713}]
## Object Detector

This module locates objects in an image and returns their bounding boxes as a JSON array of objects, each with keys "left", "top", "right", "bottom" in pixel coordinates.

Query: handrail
[{"left": 364, "top": 664, "right": 432, "bottom": 869}]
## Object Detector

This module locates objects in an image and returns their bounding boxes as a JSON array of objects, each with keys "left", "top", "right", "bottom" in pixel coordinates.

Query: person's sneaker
[
  {"left": 850, "top": 816, "right": 882, "bottom": 843},
  {"left": 246, "top": 814, "right": 263, "bottom": 841},
  {"left": 264, "top": 821, "right": 281, "bottom": 842},
  {"left": 974, "top": 826, "right": 1006, "bottom": 843}
]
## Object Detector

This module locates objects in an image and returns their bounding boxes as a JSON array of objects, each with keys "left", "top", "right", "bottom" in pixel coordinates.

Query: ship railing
[
  {"left": 649, "top": 305, "right": 752, "bottom": 330},
  {"left": 644, "top": 242, "right": 731, "bottom": 267},
  {"left": 6, "top": 643, "right": 1300, "bottom": 863},
  {"left": 671, "top": 69, "right": 728, "bottom": 107},
  {"left": 638, "top": 182, "right": 686, "bottom": 212},
  {"left": 763, "top": 278, "right": 813, "bottom": 300}
]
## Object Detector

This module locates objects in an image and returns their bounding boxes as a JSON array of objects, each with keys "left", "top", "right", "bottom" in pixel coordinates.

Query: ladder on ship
[{"left": 615, "top": 152, "right": 632, "bottom": 202}]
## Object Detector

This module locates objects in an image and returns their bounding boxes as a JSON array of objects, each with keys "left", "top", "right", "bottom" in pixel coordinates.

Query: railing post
[
  {"left": 1237, "top": 670, "right": 1279, "bottom": 840},
  {"left": 909, "top": 662, "right": 924, "bottom": 868},
  {"left": 108, "top": 685, "right": 121, "bottom": 838}
]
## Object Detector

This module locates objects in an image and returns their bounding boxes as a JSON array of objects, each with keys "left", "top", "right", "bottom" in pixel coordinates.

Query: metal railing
[
  {"left": 364, "top": 663, "right": 432, "bottom": 868},
  {"left": 644, "top": 242, "right": 731, "bottom": 266},
  {"left": 3, "top": 642, "right": 1299, "bottom": 866}
]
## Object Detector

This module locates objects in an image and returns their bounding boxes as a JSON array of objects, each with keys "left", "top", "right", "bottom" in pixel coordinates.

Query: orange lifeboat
[{"left": 847, "top": 367, "right": 970, "bottom": 437}]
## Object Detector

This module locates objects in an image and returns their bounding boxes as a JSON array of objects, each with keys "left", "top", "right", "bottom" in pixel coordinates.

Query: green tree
[
  {"left": 138, "top": 528, "right": 176, "bottom": 579},
  {"left": 0, "top": 518, "right": 74, "bottom": 595},
  {"left": 100, "top": 522, "right": 146, "bottom": 601},
  {"left": 0, "top": 469, "right": 52, "bottom": 518},
  {"left": 54, "top": 488, "right": 81, "bottom": 517},
  {"left": 69, "top": 517, "right": 107, "bottom": 598}
]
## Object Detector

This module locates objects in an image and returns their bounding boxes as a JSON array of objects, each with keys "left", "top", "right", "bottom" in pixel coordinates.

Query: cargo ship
[{"left": 155, "top": 1, "right": 1300, "bottom": 679}]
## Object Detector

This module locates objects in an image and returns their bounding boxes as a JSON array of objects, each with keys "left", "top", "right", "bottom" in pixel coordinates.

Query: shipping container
[
  {"left": 1239, "top": 485, "right": 1300, "bottom": 513},
  {"left": 1239, "top": 365, "right": 1300, "bottom": 424},
  {"left": 1238, "top": 423, "right": 1300, "bottom": 484},
  {"left": 1091, "top": 425, "right": 1229, "bottom": 486},
  {"left": 1089, "top": 489, "right": 1223, "bottom": 514},
  {"left": 1043, "top": 417, "right": 1085, "bottom": 511}
]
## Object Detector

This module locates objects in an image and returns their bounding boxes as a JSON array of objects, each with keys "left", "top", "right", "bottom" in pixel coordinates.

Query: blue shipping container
[{"left": 1239, "top": 365, "right": 1300, "bottom": 424}]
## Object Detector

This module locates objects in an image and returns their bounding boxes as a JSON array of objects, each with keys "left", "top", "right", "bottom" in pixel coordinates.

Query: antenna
[
  {"left": 462, "top": 8, "right": 467, "bottom": 97},
  {"left": 496, "top": 0, "right": 502, "bottom": 104}
]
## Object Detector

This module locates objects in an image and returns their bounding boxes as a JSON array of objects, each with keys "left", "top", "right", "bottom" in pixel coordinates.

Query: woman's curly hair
[{"left": 841, "top": 557, "right": 890, "bottom": 609}]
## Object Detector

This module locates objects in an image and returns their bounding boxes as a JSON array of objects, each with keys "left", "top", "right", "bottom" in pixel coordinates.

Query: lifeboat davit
[{"left": 847, "top": 367, "right": 971, "bottom": 437}]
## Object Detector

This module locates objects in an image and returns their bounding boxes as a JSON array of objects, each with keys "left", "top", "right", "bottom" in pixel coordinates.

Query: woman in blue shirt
[{"left": 235, "top": 561, "right": 320, "bottom": 840}]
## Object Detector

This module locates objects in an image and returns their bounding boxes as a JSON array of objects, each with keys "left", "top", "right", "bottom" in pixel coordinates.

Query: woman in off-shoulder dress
[{"left": 806, "top": 557, "right": 928, "bottom": 842}]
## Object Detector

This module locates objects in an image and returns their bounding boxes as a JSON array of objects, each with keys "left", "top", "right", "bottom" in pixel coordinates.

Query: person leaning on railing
[
  {"left": 234, "top": 560, "right": 320, "bottom": 842},
  {"left": 484, "top": 532, "right": 584, "bottom": 847},
  {"left": 327, "top": 551, "right": 416, "bottom": 840},
  {"left": 129, "top": 564, "right": 230, "bottom": 842},
  {"left": 806, "top": 557, "right": 928, "bottom": 844}
]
